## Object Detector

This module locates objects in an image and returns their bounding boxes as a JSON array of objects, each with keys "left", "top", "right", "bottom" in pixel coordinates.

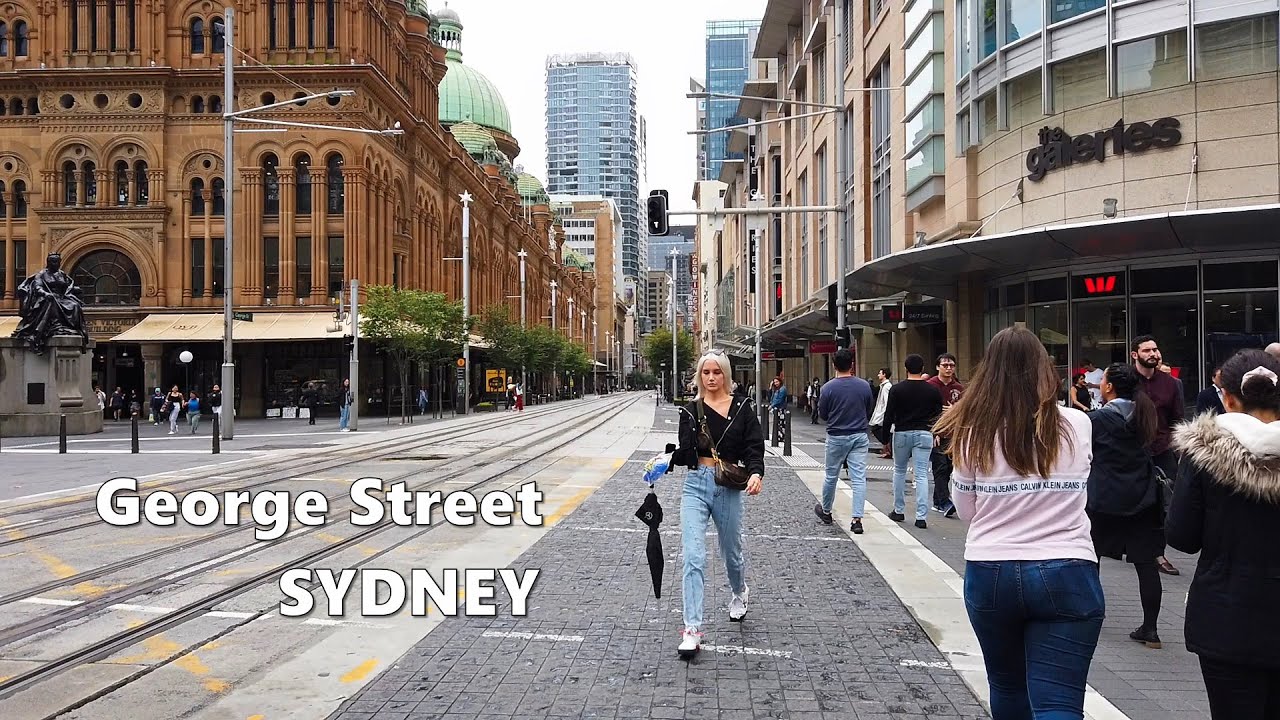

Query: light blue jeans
[
  {"left": 823, "top": 432, "right": 869, "bottom": 518},
  {"left": 339, "top": 404, "right": 350, "bottom": 429},
  {"left": 893, "top": 430, "right": 934, "bottom": 521},
  {"left": 681, "top": 464, "right": 746, "bottom": 630}
]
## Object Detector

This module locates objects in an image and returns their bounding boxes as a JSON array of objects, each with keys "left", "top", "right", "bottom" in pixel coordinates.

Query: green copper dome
[
  {"left": 449, "top": 120, "right": 498, "bottom": 161},
  {"left": 435, "top": 6, "right": 512, "bottom": 136},
  {"left": 516, "top": 171, "right": 550, "bottom": 207}
]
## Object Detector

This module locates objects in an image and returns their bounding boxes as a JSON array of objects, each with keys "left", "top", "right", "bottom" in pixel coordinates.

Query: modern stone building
[
  {"left": 550, "top": 194, "right": 627, "bottom": 387},
  {"left": 717, "top": 0, "right": 1280, "bottom": 407},
  {"left": 0, "top": 2, "right": 591, "bottom": 417}
]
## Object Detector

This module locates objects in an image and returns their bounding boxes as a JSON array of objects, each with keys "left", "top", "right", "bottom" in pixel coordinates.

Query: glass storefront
[{"left": 984, "top": 257, "right": 1280, "bottom": 411}]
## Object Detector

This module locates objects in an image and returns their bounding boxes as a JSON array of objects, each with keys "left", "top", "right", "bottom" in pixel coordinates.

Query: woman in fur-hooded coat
[{"left": 1167, "top": 348, "right": 1280, "bottom": 719}]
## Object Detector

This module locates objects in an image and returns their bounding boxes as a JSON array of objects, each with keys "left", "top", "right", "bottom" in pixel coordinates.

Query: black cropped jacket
[{"left": 668, "top": 397, "right": 766, "bottom": 478}]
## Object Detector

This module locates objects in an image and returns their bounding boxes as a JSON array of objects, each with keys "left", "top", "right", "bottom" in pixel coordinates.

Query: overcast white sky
[{"left": 441, "top": 0, "right": 769, "bottom": 205}]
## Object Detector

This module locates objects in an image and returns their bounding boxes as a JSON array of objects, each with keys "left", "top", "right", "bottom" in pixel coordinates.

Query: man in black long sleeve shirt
[{"left": 882, "top": 354, "right": 943, "bottom": 527}]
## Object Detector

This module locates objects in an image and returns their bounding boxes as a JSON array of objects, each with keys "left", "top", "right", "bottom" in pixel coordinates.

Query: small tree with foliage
[
  {"left": 362, "top": 285, "right": 466, "bottom": 420},
  {"left": 476, "top": 304, "right": 526, "bottom": 387},
  {"left": 643, "top": 326, "right": 696, "bottom": 392}
]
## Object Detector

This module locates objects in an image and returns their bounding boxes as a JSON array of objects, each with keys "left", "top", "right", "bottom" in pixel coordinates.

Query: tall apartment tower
[
  {"left": 545, "top": 53, "right": 647, "bottom": 331},
  {"left": 702, "top": 20, "right": 760, "bottom": 180}
]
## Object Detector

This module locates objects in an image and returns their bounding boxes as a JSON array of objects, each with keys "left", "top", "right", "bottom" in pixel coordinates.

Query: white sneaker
[
  {"left": 729, "top": 587, "right": 749, "bottom": 622},
  {"left": 677, "top": 628, "right": 702, "bottom": 659}
]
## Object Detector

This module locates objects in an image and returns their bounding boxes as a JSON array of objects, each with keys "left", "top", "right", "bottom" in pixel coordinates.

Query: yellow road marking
[
  {"left": 318, "top": 532, "right": 376, "bottom": 557},
  {"left": 112, "top": 625, "right": 229, "bottom": 693},
  {"left": 340, "top": 658, "right": 380, "bottom": 683},
  {"left": 544, "top": 487, "right": 596, "bottom": 526},
  {"left": 248, "top": 715, "right": 266, "bottom": 720},
  {"left": 31, "top": 551, "right": 116, "bottom": 598}
]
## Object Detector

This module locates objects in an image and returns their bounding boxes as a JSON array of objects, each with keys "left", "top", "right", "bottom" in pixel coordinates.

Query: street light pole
[
  {"left": 518, "top": 248, "right": 527, "bottom": 395},
  {"left": 220, "top": 6, "right": 236, "bottom": 439},
  {"left": 349, "top": 278, "right": 360, "bottom": 430},
  {"left": 834, "top": 0, "right": 849, "bottom": 349},
  {"left": 460, "top": 191, "right": 472, "bottom": 416},
  {"left": 670, "top": 247, "right": 679, "bottom": 402}
]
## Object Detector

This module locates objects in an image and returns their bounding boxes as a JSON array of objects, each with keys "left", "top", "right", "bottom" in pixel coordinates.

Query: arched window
[
  {"left": 0, "top": 103, "right": 7, "bottom": 117},
  {"left": 27, "top": 96, "right": 37, "bottom": 114},
  {"left": 212, "top": 177, "right": 224, "bottom": 215},
  {"left": 14, "top": 179, "right": 26, "bottom": 218},
  {"left": 8, "top": 98, "right": 19, "bottom": 115},
  {"left": 192, "top": 96, "right": 205, "bottom": 113},
  {"left": 133, "top": 160, "right": 148, "bottom": 205},
  {"left": 262, "top": 153, "right": 279, "bottom": 215},
  {"left": 211, "top": 16, "right": 225, "bottom": 53},
  {"left": 114, "top": 160, "right": 129, "bottom": 205},
  {"left": 190, "top": 17, "right": 204, "bottom": 54},
  {"left": 82, "top": 160, "right": 97, "bottom": 206},
  {"left": 70, "top": 249, "right": 143, "bottom": 305},
  {"left": 190, "top": 178, "right": 205, "bottom": 215},
  {"left": 62, "top": 161, "right": 76, "bottom": 206},
  {"left": 0, "top": 22, "right": 9, "bottom": 57},
  {"left": 13, "top": 21, "right": 25, "bottom": 57},
  {"left": 209, "top": 95, "right": 222, "bottom": 113},
  {"left": 294, "top": 154, "right": 311, "bottom": 214},
  {"left": 326, "top": 153, "right": 344, "bottom": 213},
  {"left": 0, "top": 180, "right": 7, "bottom": 218}
]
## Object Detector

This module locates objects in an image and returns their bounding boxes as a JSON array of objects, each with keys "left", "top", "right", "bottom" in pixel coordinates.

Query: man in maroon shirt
[
  {"left": 927, "top": 353, "right": 964, "bottom": 517},
  {"left": 1132, "top": 334, "right": 1184, "bottom": 575}
]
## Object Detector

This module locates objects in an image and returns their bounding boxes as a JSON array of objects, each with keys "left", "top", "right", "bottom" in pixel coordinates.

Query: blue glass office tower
[
  {"left": 545, "top": 53, "right": 645, "bottom": 302},
  {"left": 704, "top": 20, "right": 760, "bottom": 180}
]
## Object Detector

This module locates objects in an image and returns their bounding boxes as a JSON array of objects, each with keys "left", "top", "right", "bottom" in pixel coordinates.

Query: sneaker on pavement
[
  {"left": 945, "top": 503, "right": 958, "bottom": 518},
  {"left": 888, "top": 511, "right": 905, "bottom": 522},
  {"left": 678, "top": 628, "right": 703, "bottom": 658},
  {"left": 813, "top": 502, "right": 833, "bottom": 525},
  {"left": 915, "top": 519, "right": 928, "bottom": 529},
  {"left": 850, "top": 518, "right": 864, "bottom": 535},
  {"left": 729, "top": 587, "right": 749, "bottom": 622}
]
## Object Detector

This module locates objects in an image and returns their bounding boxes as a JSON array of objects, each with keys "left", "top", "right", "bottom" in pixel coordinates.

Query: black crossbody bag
[{"left": 695, "top": 400, "right": 751, "bottom": 491}]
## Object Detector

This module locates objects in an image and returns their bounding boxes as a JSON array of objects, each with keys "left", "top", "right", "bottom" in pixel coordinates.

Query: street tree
[
  {"left": 361, "top": 285, "right": 467, "bottom": 420},
  {"left": 643, "top": 327, "right": 695, "bottom": 388},
  {"left": 475, "top": 304, "right": 525, "bottom": 377}
]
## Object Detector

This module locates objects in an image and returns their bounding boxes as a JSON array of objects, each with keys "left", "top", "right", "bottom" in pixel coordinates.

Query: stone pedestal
[{"left": 0, "top": 336, "right": 104, "bottom": 437}]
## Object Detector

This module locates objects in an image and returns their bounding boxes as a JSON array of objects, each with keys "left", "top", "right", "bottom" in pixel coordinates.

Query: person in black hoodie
[
  {"left": 1086, "top": 363, "right": 1164, "bottom": 648},
  {"left": 1168, "top": 348, "right": 1280, "bottom": 719}
]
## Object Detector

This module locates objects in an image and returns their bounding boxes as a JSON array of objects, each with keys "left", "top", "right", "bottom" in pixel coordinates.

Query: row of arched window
[
  {"left": 61, "top": 159, "right": 148, "bottom": 207},
  {"left": 0, "top": 20, "right": 31, "bottom": 57},
  {"left": 268, "top": 0, "right": 338, "bottom": 51},
  {"left": 261, "top": 153, "right": 344, "bottom": 216},
  {"left": 0, "top": 97, "right": 38, "bottom": 115},
  {"left": 189, "top": 16, "right": 225, "bottom": 54},
  {"left": 189, "top": 178, "right": 225, "bottom": 216},
  {"left": 191, "top": 95, "right": 223, "bottom": 114},
  {"left": 0, "top": 179, "right": 29, "bottom": 218},
  {"left": 68, "top": 0, "right": 138, "bottom": 53}
]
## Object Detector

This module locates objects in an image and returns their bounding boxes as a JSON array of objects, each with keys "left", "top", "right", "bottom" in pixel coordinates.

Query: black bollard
[
  {"left": 783, "top": 409, "right": 792, "bottom": 457},
  {"left": 212, "top": 414, "right": 220, "bottom": 454},
  {"left": 131, "top": 415, "right": 139, "bottom": 453},
  {"left": 770, "top": 409, "right": 778, "bottom": 448},
  {"left": 59, "top": 414, "right": 67, "bottom": 454}
]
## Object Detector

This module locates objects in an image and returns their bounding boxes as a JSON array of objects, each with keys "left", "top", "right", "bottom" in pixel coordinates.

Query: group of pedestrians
[{"left": 664, "top": 334, "right": 1280, "bottom": 718}]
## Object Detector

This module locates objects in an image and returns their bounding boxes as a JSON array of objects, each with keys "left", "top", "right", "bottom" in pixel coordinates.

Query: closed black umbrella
[{"left": 635, "top": 490, "right": 664, "bottom": 598}]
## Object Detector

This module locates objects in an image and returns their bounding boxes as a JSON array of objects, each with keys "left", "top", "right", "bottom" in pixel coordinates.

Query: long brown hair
[{"left": 936, "top": 326, "right": 1072, "bottom": 478}]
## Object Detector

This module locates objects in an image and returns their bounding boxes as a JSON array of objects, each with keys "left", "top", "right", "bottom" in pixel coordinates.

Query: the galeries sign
[{"left": 1026, "top": 117, "right": 1181, "bottom": 181}]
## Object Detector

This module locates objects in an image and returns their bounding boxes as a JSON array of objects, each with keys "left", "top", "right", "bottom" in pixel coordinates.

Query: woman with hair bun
[
  {"left": 669, "top": 350, "right": 765, "bottom": 659},
  {"left": 1086, "top": 363, "right": 1165, "bottom": 649},
  {"left": 1168, "top": 348, "right": 1280, "bottom": 718}
]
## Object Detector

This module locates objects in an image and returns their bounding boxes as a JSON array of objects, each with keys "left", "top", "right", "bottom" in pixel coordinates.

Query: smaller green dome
[
  {"left": 449, "top": 120, "right": 498, "bottom": 161},
  {"left": 517, "top": 172, "right": 549, "bottom": 207},
  {"left": 406, "top": 0, "right": 428, "bottom": 18}
]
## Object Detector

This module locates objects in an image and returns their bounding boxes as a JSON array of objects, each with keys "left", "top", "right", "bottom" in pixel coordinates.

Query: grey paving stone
[{"left": 330, "top": 411, "right": 989, "bottom": 719}]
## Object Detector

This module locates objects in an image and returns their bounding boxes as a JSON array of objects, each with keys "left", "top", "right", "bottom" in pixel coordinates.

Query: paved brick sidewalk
[
  {"left": 329, "top": 410, "right": 989, "bottom": 720},
  {"left": 787, "top": 420, "right": 1207, "bottom": 720}
]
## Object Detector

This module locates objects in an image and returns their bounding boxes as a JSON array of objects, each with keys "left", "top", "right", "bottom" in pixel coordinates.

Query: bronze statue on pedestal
[{"left": 12, "top": 252, "right": 90, "bottom": 355}]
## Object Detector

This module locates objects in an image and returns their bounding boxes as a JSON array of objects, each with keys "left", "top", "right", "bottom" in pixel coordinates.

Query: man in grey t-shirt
[{"left": 814, "top": 349, "right": 874, "bottom": 534}]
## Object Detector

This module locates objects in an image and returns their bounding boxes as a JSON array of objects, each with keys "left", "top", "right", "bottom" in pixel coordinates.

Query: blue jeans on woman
[
  {"left": 681, "top": 464, "right": 746, "bottom": 630},
  {"left": 965, "top": 559, "right": 1105, "bottom": 719},
  {"left": 892, "top": 430, "right": 933, "bottom": 521}
]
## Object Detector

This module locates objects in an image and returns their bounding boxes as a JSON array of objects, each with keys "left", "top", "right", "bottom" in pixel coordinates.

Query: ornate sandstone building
[{"left": 0, "top": 2, "right": 592, "bottom": 416}]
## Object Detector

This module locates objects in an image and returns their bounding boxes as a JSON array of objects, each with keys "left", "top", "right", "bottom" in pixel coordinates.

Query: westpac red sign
[{"left": 1083, "top": 275, "right": 1117, "bottom": 294}]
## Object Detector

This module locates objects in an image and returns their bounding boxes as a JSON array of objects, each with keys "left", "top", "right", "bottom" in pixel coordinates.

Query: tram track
[
  {"left": 0, "top": 393, "right": 642, "bottom": 715},
  {"left": 0, "top": 395, "right": 611, "bottom": 545}
]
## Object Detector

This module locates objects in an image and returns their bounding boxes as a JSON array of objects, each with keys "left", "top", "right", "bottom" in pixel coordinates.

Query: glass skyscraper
[
  {"left": 704, "top": 20, "right": 760, "bottom": 180},
  {"left": 545, "top": 53, "right": 645, "bottom": 318}
]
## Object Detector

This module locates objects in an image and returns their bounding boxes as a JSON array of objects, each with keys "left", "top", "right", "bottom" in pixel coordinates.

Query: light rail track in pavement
[{"left": 0, "top": 392, "right": 643, "bottom": 718}]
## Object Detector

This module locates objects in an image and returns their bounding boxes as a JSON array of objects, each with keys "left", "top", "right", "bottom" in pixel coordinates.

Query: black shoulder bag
[{"left": 696, "top": 400, "right": 751, "bottom": 491}]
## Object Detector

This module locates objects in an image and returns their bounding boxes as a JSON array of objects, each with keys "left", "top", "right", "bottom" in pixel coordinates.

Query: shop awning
[
  {"left": 111, "top": 312, "right": 350, "bottom": 342},
  {"left": 846, "top": 203, "right": 1280, "bottom": 301}
]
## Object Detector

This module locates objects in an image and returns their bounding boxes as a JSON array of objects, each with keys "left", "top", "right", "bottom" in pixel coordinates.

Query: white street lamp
[
  {"left": 461, "top": 191, "right": 473, "bottom": 415},
  {"left": 179, "top": 349, "right": 193, "bottom": 392},
  {"left": 669, "top": 247, "right": 680, "bottom": 402},
  {"left": 518, "top": 248, "right": 527, "bottom": 394}
]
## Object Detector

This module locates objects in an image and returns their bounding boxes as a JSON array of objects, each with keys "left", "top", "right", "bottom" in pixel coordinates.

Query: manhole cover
[{"left": 384, "top": 454, "right": 449, "bottom": 461}]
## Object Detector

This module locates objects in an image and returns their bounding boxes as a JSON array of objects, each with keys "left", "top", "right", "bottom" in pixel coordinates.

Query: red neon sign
[{"left": 1083, "top": 275, "right": 1117, "bottom": 294}]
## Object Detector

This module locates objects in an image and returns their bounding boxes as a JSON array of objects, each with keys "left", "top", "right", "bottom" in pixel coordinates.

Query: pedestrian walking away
[
  {"left": 1168, "top": 349, "right": 1280, "bottom": 720},
  {"left": 870, "top": 368, "right": 893, "bottom": 459},
  {"left": 1132, "top": 334, "right": 1184, "bottom": 576},
  {"left": 813, "top": 349, "right": 874, "bottom": 534},
  {"left": 1086, "top": 363, "right": 1166, "bottom": 649},
  {"left": 928, "top": 353, "right": 964, "bottom": 517},
  {"left": 187, "top": 391, "right": 201, "bottom": 433},
  {"left": 939, "top": 326, "right": 1102, "bottom": 719},
  {"left": 208, "top": 384, "right": 222, "bottom": 420},
  {"left": 807, "top": 378, "right": 822, "bottom": 424},
  {"left": 882, "top": 354, "right": 942, "bottom": 527},
  {"left": 668, "top": 350, "right": 765, "bottom": 659},
  {"left": 148, "top": 387, "right": 163, "bottom": 425}
]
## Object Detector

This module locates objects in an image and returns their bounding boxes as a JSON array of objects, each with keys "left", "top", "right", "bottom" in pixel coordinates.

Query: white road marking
[
  {"left": 482, "top": 630, "right": 585, "bottom": 642},
  {"left": 3, "top": 430, "right": 369, "bottom": 449},
  {"left": 17, "top": 597, "right": 387, "bottom": 627},
  {"left": 0, "top": 449, "right": 259, "bottom": 454},
  {"left": 901, "top": 659, "right": 952, "bottom": 669},
  {"left": 702, "top": 643, "right": 792, "bottom": 658},
  {"left": 562, "top": 526, "right": 841, "bottom": 542}
]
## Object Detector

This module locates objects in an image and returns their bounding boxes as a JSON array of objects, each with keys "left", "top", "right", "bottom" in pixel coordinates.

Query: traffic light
[
  {"left": 835, "top": 327, "right": 852, "bottom": 350},
  {"left": 646, "top": 192, "right": 669, "bottom": 236}
]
